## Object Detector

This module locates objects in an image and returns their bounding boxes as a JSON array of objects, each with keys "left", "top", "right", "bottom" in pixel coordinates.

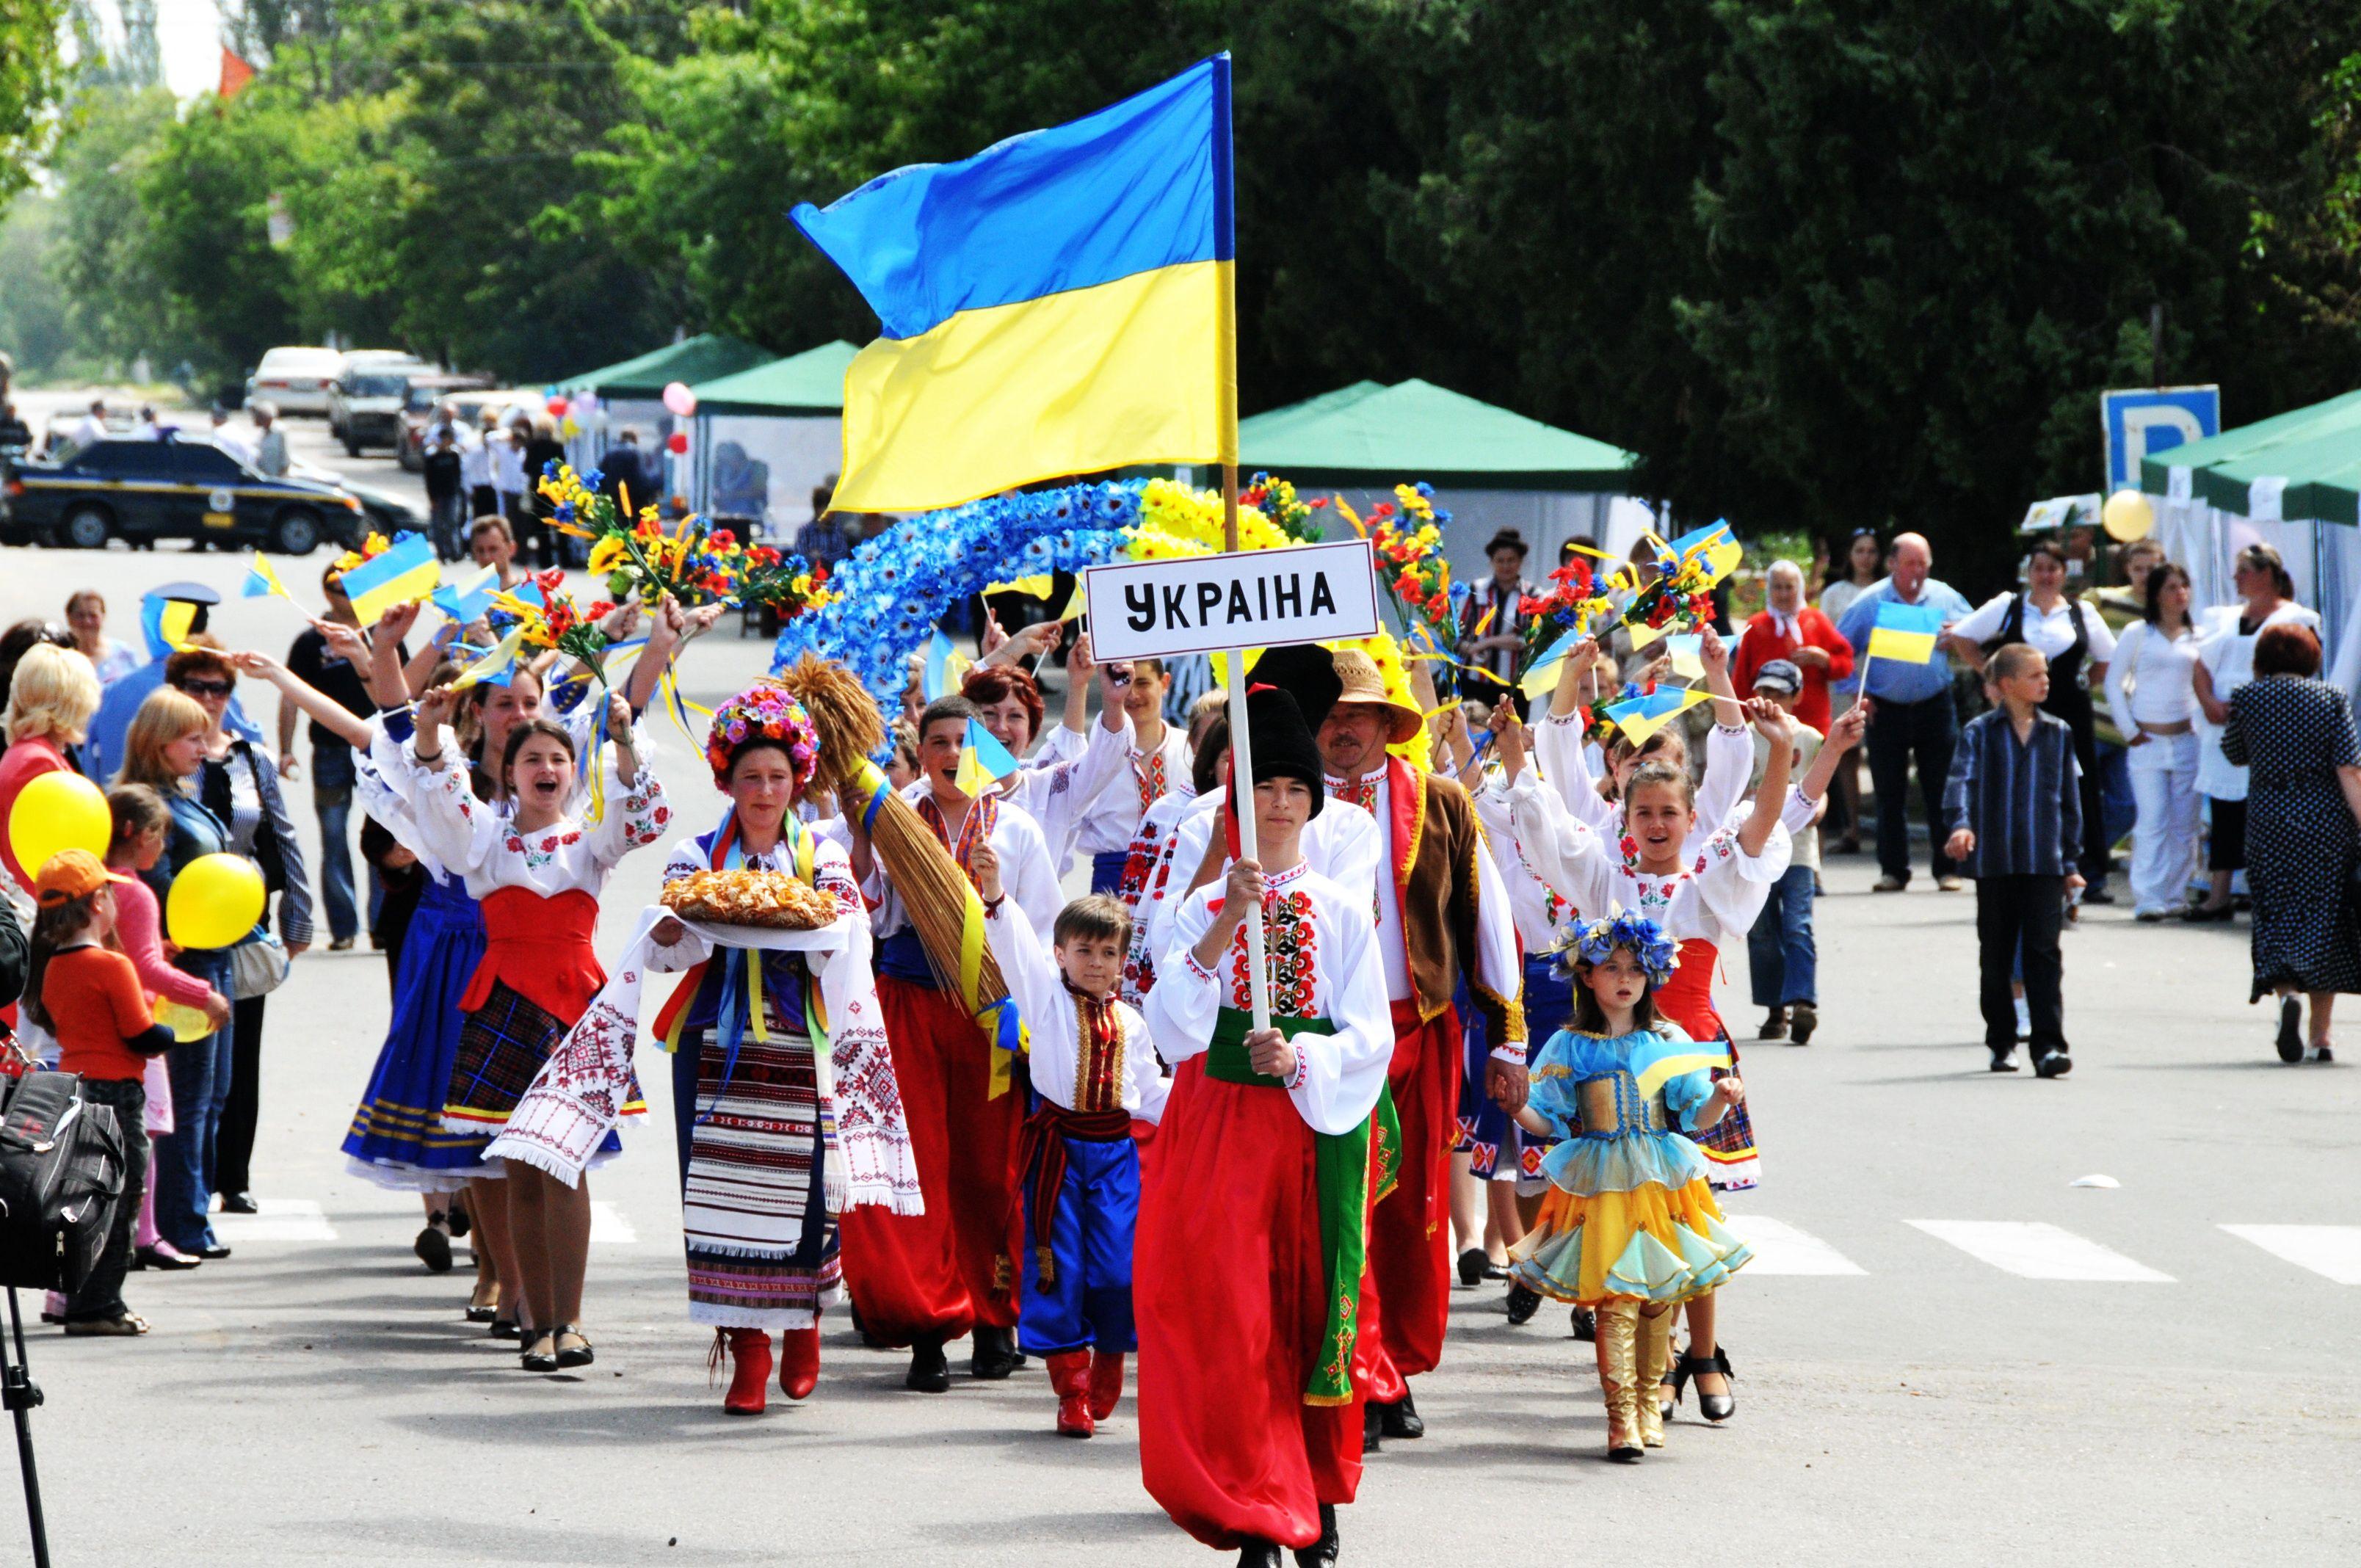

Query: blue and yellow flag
[
  {"left": 338, "top": 533, "right": 440, "bottom": 625},
  {"left": 1601, "top": 686, "right": 1712, "bottom": 746},
  {"left": 432, "top": 563, "right": 501, "bottom": 625},
  {"left": 1867, "top": 600, "right": 1945, "bottom": 664},
  {"left": 953, "top": 719, "right": 1023, "bottom": 798},
  {"left": 921, "top": 629, "right": 972, "bottom": 703},
  {"left": 791, "top": 54, "right": 1237, "bottom": 512},
  {"left": 241, "top": 553, "right": 298, "bottom": 605}
]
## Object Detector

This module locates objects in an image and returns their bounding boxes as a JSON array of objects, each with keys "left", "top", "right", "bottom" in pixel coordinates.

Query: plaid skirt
[{"left": 444, "top": 980, "right": 644, "bottom": 1137}]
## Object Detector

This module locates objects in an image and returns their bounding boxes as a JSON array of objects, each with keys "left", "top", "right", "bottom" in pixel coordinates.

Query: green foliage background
[{"left": 7, "top": 0, "right": 2361, "bottom": 586}]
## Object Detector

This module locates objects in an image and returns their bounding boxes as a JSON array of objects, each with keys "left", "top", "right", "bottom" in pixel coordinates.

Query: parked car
[
  {"left": 245, "top": 346, "right": 347, "bottom": 416},
  {"left": 326, "top": 351, "right": 437, "bottom": 447},
  {"left": 1, "top": 436, "right": 366, "bottom": 553}
]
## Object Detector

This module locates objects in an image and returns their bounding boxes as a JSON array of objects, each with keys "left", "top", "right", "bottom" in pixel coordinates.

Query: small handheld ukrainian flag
[
  {"left": 921, "top": 629, "right": 972, "bottom": 703},
  {"left": 953, "top": 719, "right": 1023, "bottom": 798},
  {"left": 1866, "top": 600, "right": 1945, "bottom": 664},
  {"left": 432, "top": 563, "right": 501, "bottom": 625},
  {"left": 1601, "top": 686, "right": 1713, "bottom": 746},
  {"left": 792, "top": 54, "right": 1236, "bottom": 512},
  {"left": 338, "top": 533, "right": 440, "bottom": 625},
  {"left": 241, "top": 552, "right": 298, "bottom": 605}
]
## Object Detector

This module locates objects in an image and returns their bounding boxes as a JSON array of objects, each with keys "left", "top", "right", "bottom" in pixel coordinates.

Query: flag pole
[{"left": 1222, "top": 462, "right": 1271, "bottom": 1034}]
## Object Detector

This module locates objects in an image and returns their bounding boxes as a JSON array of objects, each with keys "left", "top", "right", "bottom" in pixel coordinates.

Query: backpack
[{"left": 0, "top": 1071, "right": 126, "bottom": 1293}]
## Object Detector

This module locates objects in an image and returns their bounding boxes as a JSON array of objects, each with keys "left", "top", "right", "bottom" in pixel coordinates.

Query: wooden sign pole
[{"left": 1219, "top": 460, "right": 1272, "bottom": 1032}]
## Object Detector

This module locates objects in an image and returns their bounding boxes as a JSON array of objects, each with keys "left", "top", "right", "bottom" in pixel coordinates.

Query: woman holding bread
[{"left": 642, "top": 683, "right": 920, "bottom": 1415}]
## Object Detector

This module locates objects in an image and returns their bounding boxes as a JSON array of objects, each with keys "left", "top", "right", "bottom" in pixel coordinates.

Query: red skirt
[
  {"left": 1363, "top": 998, "right": 1459, "bottom": 1398},
  {"left": 835, "top": 975, "right": 1023, "bottom": 1343},
  {"left": 1137, "top": 1059, "right": 1372, "bottom": 1552}
]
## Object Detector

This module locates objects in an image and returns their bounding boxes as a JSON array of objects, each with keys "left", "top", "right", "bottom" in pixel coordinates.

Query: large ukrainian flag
[{"left": 791, "top": 54, "right": 1237, "bottom": 513}]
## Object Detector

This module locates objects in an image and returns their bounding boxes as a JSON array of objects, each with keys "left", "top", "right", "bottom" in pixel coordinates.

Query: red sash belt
[
  {"left": 1018, "top": 1103, "right": 1135, "bottom": 1285},
  {"left": 458, "top": 887, "right": 604, "bottom": 1021},
  {"left": 1652, "top": 938, "right": 1724, "bottom": 1044}
]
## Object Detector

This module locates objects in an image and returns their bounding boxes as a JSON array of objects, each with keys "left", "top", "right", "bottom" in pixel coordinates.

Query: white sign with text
[{"left": 1082, "top": 538, "right": 1379, "bottom": 660}]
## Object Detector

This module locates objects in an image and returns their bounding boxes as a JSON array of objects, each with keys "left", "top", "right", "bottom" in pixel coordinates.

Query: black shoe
[
  {"left": 968, "top": 1324, "right": 1019, "bottom": 1381},
  {"left": 906, "top": 1335, "right": 951, "bottom": 1393},
  {"left": 1989, "top": 1047, "right": 2020, "bottom": 1073},
  {"left": 445, "top": 1205, "right": 471, "bottom": 1241},
  {"left": 2277, "top": 995, "right": 2304, "bottom": 1063},
  {"left": 218, "top": 1191, "right": 258, "bottom": 1215},
  {"left": 1673, "top": 1348, "right": 1736, "bottom": 1421},
  {"left": 1787, "top": 1002, "right": 1818, "bottom": 1045},
  {"left": 521, "top": 1331, "right": 559, "bottom": 1373},
  {"left": 464, "top": 1304, "right": 497, "bottom": 1324},
  {"left": 1570, "top": 1304, "right": 1596, "bottom": 1342},
  {"left": 1377, "top": 1389, "right": 1424, "bottom": 1440},
  {"left": 413, "top": 1225, "right": 454, "bottom": 1274},
  {"left": 553, "top": 1324, "right": 594, "bottom": 1368},
  {"left": 134, "top": 1244, "right": 201, "bottom": 1272},
  {"left": 197, "top": 1244, "right": 232, "bottom": 1261},
  {"left": 489, "top": 1317, "right": 521, "bottom": 1340},
  {"left": 1457, "top": 1246, "right": 1488, "bottom": 1286},
  {"left": 1361, "top": 1401, "right": 1383, "bottom": 1454},
  {"left": 1292, "top": 1503, "right": 1339, "bottom": 1568},
  {"left": 2034, "top": 1050, "right": 2073, "bottom": 1080},
  {"left": 1504, "top": 1282, "right": 1541, "bottom": 1325},
  {"left": 1237, "top": 1542, "right": 1284, "bottom": 1568},
  {"left": 2081, "top": 886, "right": 2116, "bottom": 905}
]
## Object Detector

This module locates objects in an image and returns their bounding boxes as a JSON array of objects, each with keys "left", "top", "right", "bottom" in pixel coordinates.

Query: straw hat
[{"left": 1327, "top": 648, "right": 1424, "bottom": 745}]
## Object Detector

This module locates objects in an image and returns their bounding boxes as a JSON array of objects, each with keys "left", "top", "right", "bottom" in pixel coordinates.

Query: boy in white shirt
[{"left": 976, "top": 849, "right": 1169, "bottom": 1440}]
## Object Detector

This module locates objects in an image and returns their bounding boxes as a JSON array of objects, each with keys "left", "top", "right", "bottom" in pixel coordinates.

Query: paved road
[{"left": 0, "top": 454, "right": 2351, "bottom": 1564}]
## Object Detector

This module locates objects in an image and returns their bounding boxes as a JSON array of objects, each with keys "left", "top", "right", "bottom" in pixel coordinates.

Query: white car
[
  {"left": 327, "top": 351, "right": 440, "bottom": 452},
  {"left": 246, "top": 346, "right": 346, "bottom": 416}
]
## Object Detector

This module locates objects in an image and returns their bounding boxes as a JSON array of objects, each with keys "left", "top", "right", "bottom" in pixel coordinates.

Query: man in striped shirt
[{"left": 1943, "top": 642, "right": 2084, "bottom": 1078}]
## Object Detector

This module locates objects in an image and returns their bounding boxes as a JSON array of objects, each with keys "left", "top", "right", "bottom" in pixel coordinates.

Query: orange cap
[{"left": 35, "top": 848, "right": 134, "bottom": 907}]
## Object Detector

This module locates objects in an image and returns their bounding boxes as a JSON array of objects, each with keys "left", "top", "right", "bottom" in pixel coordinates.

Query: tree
[
  {"left": 0, "top": 1, "right": 70, "bottom": 200},
  {"left": 46, "top": 84, "right": 192, "bottom": 372}
]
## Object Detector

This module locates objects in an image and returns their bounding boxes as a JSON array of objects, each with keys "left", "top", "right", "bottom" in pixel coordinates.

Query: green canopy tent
[
  {"left": 1231, "top": 377, "right": 1647, "bottom": 587},
  {"left": 2136, "top": 387, "right": 2361, "bottom": 688},
  {"left": 559, "top": 333, "right": 775, "bottom": 477},
  {"left": 685, "top": 341, "right": 860, "bottom": 532}
]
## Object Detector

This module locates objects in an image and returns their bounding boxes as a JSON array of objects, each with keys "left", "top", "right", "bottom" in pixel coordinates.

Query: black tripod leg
[{"left": 3, "top": 1288, "right": 50, "bottom": 1568}]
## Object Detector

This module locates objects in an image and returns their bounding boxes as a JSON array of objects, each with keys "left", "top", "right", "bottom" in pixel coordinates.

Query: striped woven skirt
[
  {"left": 675, "top": 1023, "right": 838, "bottom": 1330},
  {"left": 446, "top": 981, "right": 635, "bottom": 1163}
]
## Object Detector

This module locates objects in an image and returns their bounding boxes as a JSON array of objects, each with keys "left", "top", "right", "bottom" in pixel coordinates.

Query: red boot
[
  {"left": 1087, "top": 1350, "right": 1126, "bottom": 1421},
  {"left": 778, "top": 1323, "right": 820, "bottom": 1401},
  {"left": 719, "top": 1328, "right": 772, "bottom": 1415},
  {"left": 1046, "top": 1350, "right": 1094, "bottom": 1437}
]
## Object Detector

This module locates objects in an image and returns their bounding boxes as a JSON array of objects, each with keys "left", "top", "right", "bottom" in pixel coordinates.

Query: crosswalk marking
[
  {"left": 1907, "top": 1220, "right": 2172, "bottom": 1282},
  {"left": 214, "top": 1198, "right": 338, "bottom": 1243},
  {"left": 1723, "top": 1216, "right": 1867, "bottom": 1276},
  {"left": 590, "top": 1202, "right": 639, "bottom": 1245},
  {"left": 2222, "top": 1224, "right": 2361, "bottom": 1285}
]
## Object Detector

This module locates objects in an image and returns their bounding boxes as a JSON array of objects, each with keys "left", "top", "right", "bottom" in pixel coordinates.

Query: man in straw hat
[{"left": 1297, "top": 644, "right": 1526, "bottom": 1449}]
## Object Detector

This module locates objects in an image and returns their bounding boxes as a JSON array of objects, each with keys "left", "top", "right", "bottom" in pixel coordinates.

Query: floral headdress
[
  {"left": 706, "top": 683, "right": 821, "bottom": 791},
  {"left": 1568, "top": 908, "right": 1679, "bottom": 986}
]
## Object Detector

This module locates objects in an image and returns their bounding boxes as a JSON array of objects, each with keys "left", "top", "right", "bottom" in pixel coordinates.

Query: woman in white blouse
[
  {"left": 2188, "top": 544, "right": 2321, "bottom": 919},
  {"left": 2104, "top": 564, "right": 2203, "bottom": 920}
]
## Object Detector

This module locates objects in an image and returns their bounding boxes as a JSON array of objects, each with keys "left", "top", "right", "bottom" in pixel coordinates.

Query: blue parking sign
[{"left": 2103, "top": 386, "right": 2219, "bottom": 492}]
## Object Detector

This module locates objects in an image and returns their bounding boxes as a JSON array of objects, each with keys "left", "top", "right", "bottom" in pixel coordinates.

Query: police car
[{"left": 1, "top": 437, "right": 369, "bottom": 553}]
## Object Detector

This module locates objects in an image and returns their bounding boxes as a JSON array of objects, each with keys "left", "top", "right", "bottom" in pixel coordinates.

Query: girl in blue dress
[{"left": 1508, "top": 910, "right": 1753, "bottom": 1462}]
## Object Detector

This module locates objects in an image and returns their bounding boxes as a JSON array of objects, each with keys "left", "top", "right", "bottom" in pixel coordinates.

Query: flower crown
[
  {"left": 705, "top": 683, "right": 821, "bottom": 791},
  {"left": 1570, "top": 908, "right": 1679, "bottom": 985}
]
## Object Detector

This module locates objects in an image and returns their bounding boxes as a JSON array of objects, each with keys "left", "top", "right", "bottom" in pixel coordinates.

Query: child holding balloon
[
  {"left": 105, "top": 785, "right": 230, "bottom": 1271},
  {"left": 25, "top": 848, "right": 181, "bottom": 1334}
]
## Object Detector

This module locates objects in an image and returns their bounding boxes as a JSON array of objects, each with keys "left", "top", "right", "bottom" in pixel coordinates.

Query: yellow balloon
[
  {"left": 154, "top": 999, "right": 212, "bottom": 1043},
  {"left": 7, "top": 772, "right": 112, "bottom": 884},
  {"left": 2102, "top": 488, "right": 2155, "bottom": 543},
  {"left": 166, "top": 853, "right": 266, "bottom": 951}
]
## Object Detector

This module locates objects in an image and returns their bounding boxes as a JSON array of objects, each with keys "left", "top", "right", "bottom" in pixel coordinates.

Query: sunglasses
[{"left": 177, "top": 679, "right": 233, "bottom": 697}]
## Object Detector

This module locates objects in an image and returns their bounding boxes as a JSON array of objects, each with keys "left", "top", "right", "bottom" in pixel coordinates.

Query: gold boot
[
  {"left": 1593, "top": 1299, "right": 1643, "bottom": 1461},
  {"left": 1637, "top": 1306, "right": 1677, "bottom": 1448}
]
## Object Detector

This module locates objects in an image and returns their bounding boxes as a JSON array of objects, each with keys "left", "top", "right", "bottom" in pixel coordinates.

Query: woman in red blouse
[{"left": 1733, "top": 559, "right": 1853, "bottom": 736}]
